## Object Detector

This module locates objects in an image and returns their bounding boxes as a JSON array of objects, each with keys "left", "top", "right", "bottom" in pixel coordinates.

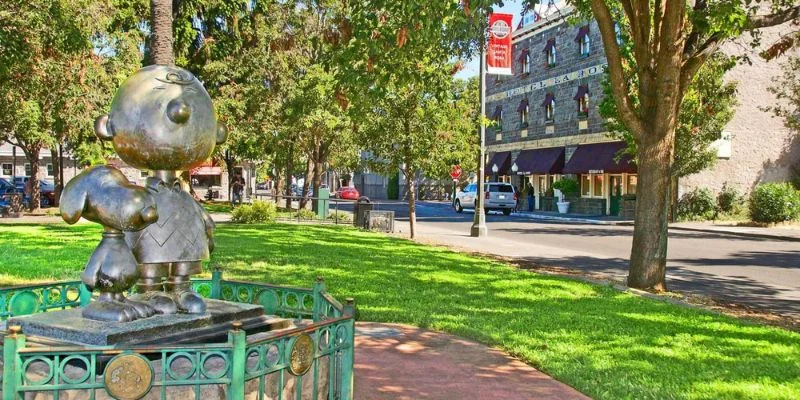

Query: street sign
[{"left": 450, "top": 165, "right": 462, "bottom": 180}]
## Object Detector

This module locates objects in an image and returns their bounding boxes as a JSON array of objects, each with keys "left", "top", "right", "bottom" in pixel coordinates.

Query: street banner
[{"left": 487, "top": 13, "right": 514, "bottom": 75}]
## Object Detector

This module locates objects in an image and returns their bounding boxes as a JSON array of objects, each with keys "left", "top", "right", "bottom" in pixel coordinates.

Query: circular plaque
[
  {"left": 289, "top": 334, "right": 314, "bottom": 376},
  {"left": 104, "top": 354, "right": 153, "bottom": 400}
]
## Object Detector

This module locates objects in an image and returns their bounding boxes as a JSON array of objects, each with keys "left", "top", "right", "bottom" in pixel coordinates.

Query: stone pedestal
[{"left": 8, "top": 299, "right": 289, "bottom": 346}]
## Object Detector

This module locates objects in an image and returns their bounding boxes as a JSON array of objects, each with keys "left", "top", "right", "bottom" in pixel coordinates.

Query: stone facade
[{"left": 678, "top": 27, "right": 800, "bottom": 196}]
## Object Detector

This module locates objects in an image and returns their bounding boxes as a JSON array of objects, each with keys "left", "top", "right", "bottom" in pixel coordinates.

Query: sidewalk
[
  {"left": 670, "top": 221, "right": 800, "bottom": 242},
  {"left": 354, "top": 322, "right": 589, "bottom": 400}
]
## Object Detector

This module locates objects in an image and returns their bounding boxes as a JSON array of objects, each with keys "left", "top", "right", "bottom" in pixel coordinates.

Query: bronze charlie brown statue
[{"left": 92, "top": 65, "right": 226, "bottom": 316}]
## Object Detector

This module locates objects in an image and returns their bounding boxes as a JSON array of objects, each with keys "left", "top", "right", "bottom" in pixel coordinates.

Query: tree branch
[
  {"left": 747, "top": 5, "right": 800, "bottom": 30},
  {"left": 680, "top": 32, "right": 724, "bottom": 95},
  {"left": 590, "top": 0, "right": 644, "bottom": 138}
]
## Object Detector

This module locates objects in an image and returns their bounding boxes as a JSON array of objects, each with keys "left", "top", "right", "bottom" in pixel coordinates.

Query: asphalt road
[{"left": 354, "top": 200, "right": 800, "bottom": 319}]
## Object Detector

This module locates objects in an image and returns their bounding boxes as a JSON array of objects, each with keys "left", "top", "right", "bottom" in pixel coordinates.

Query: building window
[
  {"left": 517, "top": 99, "right": 529, "bottom": 128},
  {"left": 518, "top": 50, "right": 530, "bottom": 75},
  {"left": 544, "top": 38, "right": 556, "bottom": 67},
  {"left": 593, "top": 174, "right": 604, "bottom": 197},
  {"left": 1, "top": 163, "right": 11, "bottom": 176},
  {"left": 574, "top": 85, "right": 590, "bottom": 117},
  {"left": 24, "top": 163, "right": 31, "bottom": 176},
  {"left": 46, "top": 164, "right": 54, "bottom": 177},
  {"left": 491, "top": 105, "right": 503, "bottom": 131},
  {"left": 575, "top": 25, "right": 590, "bottom": 56},
  {"left": 542, "top": 93, "right": 555, "bottom": 122},
  {"left": 627, "top": 175, "right": 637, "bottom": 194},
  {"left": 581, "top": 175, "right": 591, "bottom": 196}
]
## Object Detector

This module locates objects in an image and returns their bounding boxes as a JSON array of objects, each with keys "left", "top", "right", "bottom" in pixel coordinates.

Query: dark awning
[
  {"left": 516, "top": 98, "right": 529, "bottom": 112},
  {"left": 574, "top": 25, "right": 590, "bottom": 42},
  {"left": 490, "top": 105, "right": 502, "bottom": 120},
  {"left": 486, "top": 151, "right": 511, "bottom": 175},
  {"left": 541, "top": 92, "right": 555, "bottom": 107},
  {"left": 514, "top": 147, "right": 565, "bottom": 175},
  {"left": 563, "top": 142, "right": 637, "bottom": 174},
  {"left": 573, "top": 84, "right": 590, "bottom": 100},
  {"left": 517, "top": 49, "right": 529, "bottom": 62},
  {"left": 543, "top": 38, "right": 555, "bottom": 53}
]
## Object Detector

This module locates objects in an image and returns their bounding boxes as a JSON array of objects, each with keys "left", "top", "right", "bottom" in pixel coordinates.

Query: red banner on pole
[{"left": 487, "top": 13, "right": 514, "bottom": 76}]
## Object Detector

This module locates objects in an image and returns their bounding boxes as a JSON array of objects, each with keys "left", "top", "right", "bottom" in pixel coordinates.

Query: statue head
[{"left": 95, "top": 65, "right": 227, "bottom": 171}]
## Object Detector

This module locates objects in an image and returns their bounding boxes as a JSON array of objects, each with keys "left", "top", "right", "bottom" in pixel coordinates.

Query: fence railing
[{"left": 0, "top": 271, "right": 355, "bottom": 400}]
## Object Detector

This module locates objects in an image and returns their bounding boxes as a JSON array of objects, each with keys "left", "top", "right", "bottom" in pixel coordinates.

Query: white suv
[{"left": 454, "top": 182, "right": 517, "bottom": 216}]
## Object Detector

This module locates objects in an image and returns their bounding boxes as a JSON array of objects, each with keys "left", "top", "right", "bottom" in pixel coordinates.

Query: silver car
[{"left": 454, "top": 182, "right": 517, "bottom": 216}]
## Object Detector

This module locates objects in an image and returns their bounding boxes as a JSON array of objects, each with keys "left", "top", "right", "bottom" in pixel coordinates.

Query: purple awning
[
  {"left": 541, "top": 92, "right": 555, "bottom": 107},
  {"left": 563, "top": 142, "right": 637, "bottom": 174},
  {"left": 543, "top": 38, "right": 555, "bottom": 54},
  {"left": 514, "top": 147, "right": 565, "bottom": 175},
  {"left": 574, "top": 25, "right": 590, "bottom": 42},
  {"left": 486, "top": 152, "right": 511, "bottom": 175},
  {"left": 573, "top": 84, "right": 590, "bottom": 100},
  {"left": 516, "top": 98, "right": 529, "bottom": 112},
  {"left": 517, "top": 49, "right": 529, "bottom": 62}
]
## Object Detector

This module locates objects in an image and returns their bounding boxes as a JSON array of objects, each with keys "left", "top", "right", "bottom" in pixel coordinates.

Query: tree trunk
[
  {"left": 299, "top": 158, "right": 313, "bottom": 209},
  {"left": 50, "top": 148, "right": 61, "bottom": 206},
  {"left": 628, "top": 125, "right": 675, "bottom": 291},
  {"left": 274, "top": 168, "right": 284, "bottom": 203},
  {"left": 223, "top": 154, "right": 236, "bottom": 203},
  {"left": 405, "top": 166, "right": 416, "bottom": 239},
  {"left": 149, "top": 0, "right": 174, "bottom": 66},
  {"left": 285, "top": 146, "right": 294, "bottom": 210},
  {"left": 23, "top": 147, "right": 41, "bottom": 212}
]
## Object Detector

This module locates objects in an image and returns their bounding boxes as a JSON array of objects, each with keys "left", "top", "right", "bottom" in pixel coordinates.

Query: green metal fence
[{"left": 0, "top": 272, "right": 355, "bottom": 400}]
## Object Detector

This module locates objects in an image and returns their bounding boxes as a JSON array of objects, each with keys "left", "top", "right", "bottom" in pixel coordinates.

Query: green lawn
[{"left": 1, "top": 223, "right": 799, "bottom": 399}]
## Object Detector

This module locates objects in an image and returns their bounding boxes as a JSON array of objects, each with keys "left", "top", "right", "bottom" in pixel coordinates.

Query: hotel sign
[
  {"left": 487, "top": 13, "right": 514, "bottom": 75},
  {"left": 487, "top": 63, "right": 609, "bottom": 102}
]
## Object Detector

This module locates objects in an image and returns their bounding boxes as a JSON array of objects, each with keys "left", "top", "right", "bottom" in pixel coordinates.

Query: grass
[{"left": 1, "top": 223, "right": 799, "bottom": 399}]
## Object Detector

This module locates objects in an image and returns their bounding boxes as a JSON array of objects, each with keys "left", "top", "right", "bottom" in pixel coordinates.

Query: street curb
[
  {"left": 669, "top": 226, "right": 800, "bottom": 242},
  {"left": 510, "top": 212, "right": 632, "bottom": 226}
]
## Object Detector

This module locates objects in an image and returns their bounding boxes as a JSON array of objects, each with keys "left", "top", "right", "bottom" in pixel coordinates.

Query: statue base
[{"left": 8, "top": 299, "right": 290, "bottom": 346}]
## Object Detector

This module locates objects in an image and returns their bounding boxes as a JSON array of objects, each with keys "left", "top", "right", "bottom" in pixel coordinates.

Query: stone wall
[
  {"left": 565, "top": 196, "right": 606, "bottom": 215},
  {"left": 678, "top": 26, "right": 800, "bottom": 196}
]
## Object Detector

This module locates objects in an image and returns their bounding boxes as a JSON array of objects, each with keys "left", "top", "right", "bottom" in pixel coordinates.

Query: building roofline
[{"left": 513, "top": 7, "right": 575, "bottom": 42}]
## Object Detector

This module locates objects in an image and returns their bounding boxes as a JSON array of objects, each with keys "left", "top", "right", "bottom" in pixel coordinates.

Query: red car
[{"left": 335, "top": 186, "right": 360, "bottom": 200}]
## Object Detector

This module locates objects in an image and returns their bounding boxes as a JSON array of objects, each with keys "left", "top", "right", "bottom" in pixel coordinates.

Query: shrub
[
  {"left": 749, "top": 183, "right": 800, "bottom": 223},
  {"left": 230, "top": 200, "right": 276, "bottom": 224},
  {"left": 296, "top": 208, "right": 317, "bottom": 220},
  {"left": 327, "top": 211, "right": 352, "bottom": 223},
  {"left": 677, "top": 188, "right": 716, "bottom": 221},
  {"left": 552, "top": 178, "right": 579, "bottom": 197},
  {"left": 716, "top": 183, "right": 743, "bottom": 214}
]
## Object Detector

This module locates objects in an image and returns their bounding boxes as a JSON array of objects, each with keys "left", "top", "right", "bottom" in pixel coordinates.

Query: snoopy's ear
[
  {"left": 95, "top": 115, "right": 113, "bottom": 141},
  {"left": 59, "top": 179, "right": 88, "bottom": 225},
  {"left": 216, "top": 125, "right": 227, "bottom": 145}
]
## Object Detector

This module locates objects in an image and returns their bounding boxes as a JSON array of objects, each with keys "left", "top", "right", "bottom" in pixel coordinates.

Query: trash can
[{"left": 354, "top": 196, "right": 372, "bottom": 228}]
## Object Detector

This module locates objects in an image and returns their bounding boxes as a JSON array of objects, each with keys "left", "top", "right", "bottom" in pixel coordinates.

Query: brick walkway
[{"left": 354, "top": 322, "right": 590, "bottom": 400}]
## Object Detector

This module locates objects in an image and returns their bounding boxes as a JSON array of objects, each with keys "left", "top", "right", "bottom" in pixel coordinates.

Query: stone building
[{"left": 485, "top": 8, "right": 799, "bottom": 216}]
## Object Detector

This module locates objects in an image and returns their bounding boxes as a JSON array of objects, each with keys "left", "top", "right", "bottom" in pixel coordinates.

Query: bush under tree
[
  {"left": 231, "top": 201, "right": 277, "bottom": 224},
  {"left": 677, "top": 188, "right": 716, "bottom": 221},
  {"left": 749, "top": 183, "right": 800, "bottom": 224}
]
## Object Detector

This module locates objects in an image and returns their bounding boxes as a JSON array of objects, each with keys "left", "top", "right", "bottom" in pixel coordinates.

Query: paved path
[
  {"left": 354, "top": 322, "right": 589, "bottom": 400},
  {"left": 353, "top": 201, "right": 800, "bottom": 319}
]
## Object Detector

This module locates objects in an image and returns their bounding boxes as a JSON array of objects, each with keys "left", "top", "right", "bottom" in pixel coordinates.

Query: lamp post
[
  {"left": 492, "top": 163, "right": 498, "bottom": 182},
  {"left": 470, "top": 17, "right": 489, "bottom": 238}
]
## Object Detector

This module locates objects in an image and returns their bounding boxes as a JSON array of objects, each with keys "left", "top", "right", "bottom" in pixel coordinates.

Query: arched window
[
  {"left": 575, "top": 25, "right": 590, "bottom": 56},
  {"left": 542, "top": 93, "right": 555, "bottom": 121},
  {"left": 574, "top": 85, "right": 590, "bottom": 116},
  {"left": 517, "top": 99, "right": 529, "bottom": 127},
  {"left": 544, "top": 38, "right": 556, "bottom": 67}
]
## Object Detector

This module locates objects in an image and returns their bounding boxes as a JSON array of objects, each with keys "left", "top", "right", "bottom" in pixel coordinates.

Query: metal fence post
[
  {"left": 3, "top": 326, "right": 25, "bottom": 400},
  {"left": 229, "top": 321, "right": 246, "bottom": 399},
  {"left": 79, "top": 284, "right": 92, "bottom": 307},
  {"left": 211, "top": 268, "right": 222, "bottom": 300},
  {"left": 312, "top": 277, "right": 325, "bottom": 323},
  {"left": 341, "top": 299, "right": 356, "bottom": 400}
]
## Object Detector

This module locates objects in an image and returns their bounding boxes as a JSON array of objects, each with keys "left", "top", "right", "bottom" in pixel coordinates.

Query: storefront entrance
[{"left": 609, "top": 175, "right": 623, "bottom": 216}]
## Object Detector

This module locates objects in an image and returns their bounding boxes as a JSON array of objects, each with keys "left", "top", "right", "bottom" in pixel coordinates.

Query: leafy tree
[
  {"left": 765, "top": 55, "right": 800, "bottom": 135},
  {"left": 602, "top": 55, "right": 738, "bottom": 179},
  {"left": 524, "top": 0, "right": 800, "bottom": 290}
]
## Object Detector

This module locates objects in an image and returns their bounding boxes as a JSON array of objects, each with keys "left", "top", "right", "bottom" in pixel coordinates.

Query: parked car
[
  {"left": 454, "top": 182, "right": 517, "bottom": 216},
  {"left": 6, "top": 177, "right": 56, "bottom": 207},
  {"left": 38, "top": 180, "right": 56, "bottom": 207},
  {"left": 335, "top": 186, "right": 360, "bottom": 200}
]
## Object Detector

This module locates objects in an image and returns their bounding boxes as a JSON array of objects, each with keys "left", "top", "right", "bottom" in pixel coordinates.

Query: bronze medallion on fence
[
  {"left": 104, "top": 353, "right": 154, "bottom": 400},
  {"left": 289, "top": 334, "right": 314, "bottom": 376}
]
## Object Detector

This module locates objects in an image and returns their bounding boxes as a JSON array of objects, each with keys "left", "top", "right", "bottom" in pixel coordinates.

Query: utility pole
[{"left": 471, "top": 19, "right": 488, "bottom": 238}]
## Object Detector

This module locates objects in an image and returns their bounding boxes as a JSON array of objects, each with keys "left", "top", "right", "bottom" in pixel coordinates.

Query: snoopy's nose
[
  {"left": 167, "top": 98, "right": 191, "bottom": 124},
  {"left": 141, "top": 206, "right": 158, "bottom": 223}
]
